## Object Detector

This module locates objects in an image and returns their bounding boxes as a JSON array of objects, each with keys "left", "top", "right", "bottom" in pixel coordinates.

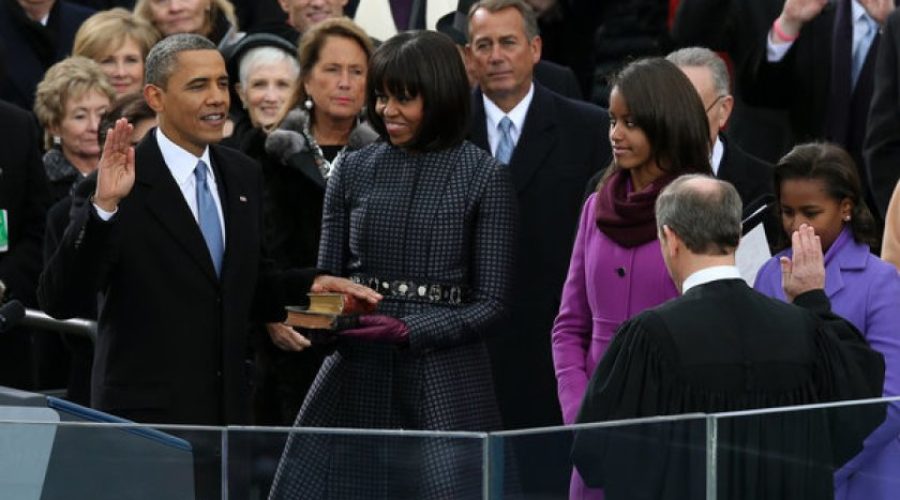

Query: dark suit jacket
[
  {"left": 740, "top": 1, "right": 879, "bottom": 173},
  {"left": 38, "top": 130, "right": 316, "bottom": 425},
  {"left": 470, "top": 82, "right": 611, "bottom": 430},
  {"left": 534, "top": 59, "right": 583, "bottom": 101},
  {"left": 574, "top": 280, "right": 885, "bottom": 500},
  {"left": 718, "top": 135, "right": 774, "bottom": 206},
  {"left": 0, "top": 99, "right": 51, "bottom": 305},
  {"left": 718, "top": 136, "right": 780, "bottom": 246},
  {"left": 0, "top": 0, "right": 94, "bottom": 111},
  {"left": 865, "top": 8, "right": 900, "bottom": 217}
]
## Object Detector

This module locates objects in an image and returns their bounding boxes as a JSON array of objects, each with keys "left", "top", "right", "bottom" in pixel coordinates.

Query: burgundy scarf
[{"left": 595, "top": 169, "right": 675, "bottom": 248}]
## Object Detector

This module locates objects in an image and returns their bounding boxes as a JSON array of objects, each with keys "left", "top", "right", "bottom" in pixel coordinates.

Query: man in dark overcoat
[{"left": 466, "top": 0, "right": 611, "bottom": 494}]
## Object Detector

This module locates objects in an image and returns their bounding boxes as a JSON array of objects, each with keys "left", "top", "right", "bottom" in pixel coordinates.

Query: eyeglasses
[{"left": 705, "top": 95, "right": 726, "bottom": 114}]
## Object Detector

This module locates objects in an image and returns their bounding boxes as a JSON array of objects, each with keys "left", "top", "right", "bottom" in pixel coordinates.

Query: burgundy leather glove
[{"left": 341, "top": 314, "right": 409, "bottom": 344}]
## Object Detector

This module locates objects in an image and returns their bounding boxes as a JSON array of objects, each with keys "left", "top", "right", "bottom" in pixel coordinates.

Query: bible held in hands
[{"left": 284, "top": 293, "right": 377, "bottom": 330}]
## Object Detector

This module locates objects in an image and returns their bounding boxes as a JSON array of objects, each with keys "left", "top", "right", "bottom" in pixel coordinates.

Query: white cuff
[
  {"left": 766, "top": 30, "right": 794, "bottom": 62},
  {"left": 93, "top": 202, "right": 117, "bottom": 221}
]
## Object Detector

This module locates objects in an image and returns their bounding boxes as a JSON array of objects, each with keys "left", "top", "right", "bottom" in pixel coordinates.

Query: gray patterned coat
[{"left": 269, "top": 140, "right": 517, "bottom": 499}]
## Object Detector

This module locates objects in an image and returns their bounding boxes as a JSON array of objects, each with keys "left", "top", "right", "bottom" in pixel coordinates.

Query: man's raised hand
[{"left": 94, "top": 118, "right": 135, "bottom": 213}]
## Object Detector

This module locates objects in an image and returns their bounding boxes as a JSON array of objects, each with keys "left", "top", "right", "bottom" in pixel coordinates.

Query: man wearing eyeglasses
[{"left": 667, "top": 47, "right": 775, "bottom": 214}]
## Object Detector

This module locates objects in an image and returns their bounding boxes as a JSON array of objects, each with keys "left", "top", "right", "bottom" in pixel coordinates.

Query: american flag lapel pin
[{"left": 239, "top": 195, "right": 247, "bottom": 203}]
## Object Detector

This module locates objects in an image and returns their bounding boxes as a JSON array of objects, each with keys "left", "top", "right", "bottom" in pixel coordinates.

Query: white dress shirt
[
  {"left": 483, "top": 83, "right": 534, "bottom": 159},
  {"left": 711, "top": 136, "right": 725, "bottom": 176}
]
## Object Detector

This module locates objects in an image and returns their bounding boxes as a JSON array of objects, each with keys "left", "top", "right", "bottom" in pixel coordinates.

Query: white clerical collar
[
  {"left": 681, "top": 265, "right": 742, "bottom": 294},
  {"left": 711, "top": 136, "right": 724, "bottom": 176},
  {"left": 155, "top": 128, "right": 212, "bottom": 186},
  {"left": 483, "top": 82, "right": 534, "bottom": 142}
]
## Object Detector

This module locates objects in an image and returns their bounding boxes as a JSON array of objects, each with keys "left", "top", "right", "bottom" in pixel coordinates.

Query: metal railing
[{"left": 22, "top": 308, "right": 96, "bottom": 342}]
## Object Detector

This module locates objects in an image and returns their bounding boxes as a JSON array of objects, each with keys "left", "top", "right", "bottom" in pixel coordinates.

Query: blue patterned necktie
[
  {"left": 852, "top": 14, "right": 876, "bottom": 89},
  {"left": 495, "top": 116, "right": 514, "bottom": 164},
  {"left": 194, "top": 160, "right": 224, "bottom": 276}
]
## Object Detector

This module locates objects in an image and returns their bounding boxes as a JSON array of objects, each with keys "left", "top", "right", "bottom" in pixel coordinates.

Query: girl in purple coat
[
  {"left": 754, "top": 143, "right": 900, "bottom": 500},
  {"left": 551, "top": 58, "right": 712, "bottom": 500}
]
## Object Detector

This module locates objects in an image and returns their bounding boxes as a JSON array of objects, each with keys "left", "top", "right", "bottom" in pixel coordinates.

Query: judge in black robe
[{"left": 572, "top": 175, "right": 885, "bottom": 500}]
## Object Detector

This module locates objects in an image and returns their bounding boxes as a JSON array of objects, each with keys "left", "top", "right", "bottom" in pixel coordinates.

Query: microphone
[{"left": 0, "top": 300, "right": 25, "bottom": 333}]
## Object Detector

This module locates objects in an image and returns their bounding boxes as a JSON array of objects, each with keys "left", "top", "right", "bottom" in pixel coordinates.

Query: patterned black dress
[{"left": 268, "top": 140, "right": 518, "bottom": 499}]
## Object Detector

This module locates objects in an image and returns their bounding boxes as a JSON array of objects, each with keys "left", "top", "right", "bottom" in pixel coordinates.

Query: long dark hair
[
  {"left": 597, "top": 57, "right": 712, "bottom": 191},
  {"left": 773, "top": 142, "right": 879, "bottom": 249},
  {"left": 365, "top": 30, "right": 470, "bottom": 152}
]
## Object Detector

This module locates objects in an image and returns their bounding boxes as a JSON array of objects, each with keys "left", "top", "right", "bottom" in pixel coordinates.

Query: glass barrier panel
[
  {"left": 487, "top": 414, "right": 710, "bottom": 499},
  {"left": 0, "top": 411, "right": 222, "bottom": 500},
  {"left": 710, "top": 397, "right": 900, "bottom": 500},
  {"left": 226, "top": 426, "right": 487, "bottom": 500}
]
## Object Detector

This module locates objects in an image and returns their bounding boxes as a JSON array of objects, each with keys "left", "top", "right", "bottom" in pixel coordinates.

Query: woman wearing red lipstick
[
  {"left": 269, "top": 30, "right": 517, "bottom": 499},
  {"left": 552, "top": 57, "right": 712, "bottom": 500},
  {"left": 72, "top": 9, "right": 159, "bottom": 98}
]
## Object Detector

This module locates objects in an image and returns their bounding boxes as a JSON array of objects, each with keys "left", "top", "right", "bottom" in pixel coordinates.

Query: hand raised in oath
[
  {"left": 780, "top": 223, "right": 826, "bottom": 303},
  {"left": 94, "top": 118, "right": 135, "bottom": 213}
]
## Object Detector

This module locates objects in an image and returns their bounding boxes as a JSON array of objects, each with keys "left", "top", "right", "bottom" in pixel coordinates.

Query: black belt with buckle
[{"left": 350, "top": 275, "right": 468, "bottom": 305}]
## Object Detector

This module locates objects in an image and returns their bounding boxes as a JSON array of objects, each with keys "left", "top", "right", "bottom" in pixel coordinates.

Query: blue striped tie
[
  {"left": 495, "top": 116, "right": 514, "bottom": 164},
  {"left": 195, "top": 160, "right": 224, "bottom": 276}
]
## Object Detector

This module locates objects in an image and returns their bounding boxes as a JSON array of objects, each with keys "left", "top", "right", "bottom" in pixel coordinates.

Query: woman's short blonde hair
[
  {"left": 73, "top": 8, "right": 160, "bottom": 61},
  {"left": 133, "top": 0, "right": 239, "bottom": 39},
  {"left": 34, "top": 57, "right": 117, "bottom": 149}
]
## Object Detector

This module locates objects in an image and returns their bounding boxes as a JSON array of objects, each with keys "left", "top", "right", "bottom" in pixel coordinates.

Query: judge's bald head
[{"left": 656, "top": 175, "right": 742, "bottom": 256}]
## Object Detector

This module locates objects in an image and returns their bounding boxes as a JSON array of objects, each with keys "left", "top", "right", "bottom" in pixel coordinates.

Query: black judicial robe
[{"left": 572, "top": 280, "right": 885, "bottom": 500}]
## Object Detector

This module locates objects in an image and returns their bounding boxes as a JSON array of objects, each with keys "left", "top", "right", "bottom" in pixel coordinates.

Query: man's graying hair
[
  {"left": 468, "top": 0, "right": 540, "bottom": 40},
  {"left": 666, "top": 47, "right": 731, "bottom": 96},
  {"left": 145, "top": 34, "right": 218, "bottom": 89},
  {"left": 656, "top": 174, "right": 742, "bottom": 255}
]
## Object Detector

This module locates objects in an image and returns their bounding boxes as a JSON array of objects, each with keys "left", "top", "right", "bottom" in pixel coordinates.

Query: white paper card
[{"left": 736, "top": 224, "right": 771, "bottom": 286}]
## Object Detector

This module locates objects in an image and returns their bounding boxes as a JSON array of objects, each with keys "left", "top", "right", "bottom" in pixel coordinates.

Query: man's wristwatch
[{"left": 0, "top": 279, "right": 7, "bottom": 303}]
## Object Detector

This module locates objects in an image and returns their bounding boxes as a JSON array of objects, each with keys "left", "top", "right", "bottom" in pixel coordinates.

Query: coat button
[{"left": 616, "top": 267, "right": 626, "bottom": 277}]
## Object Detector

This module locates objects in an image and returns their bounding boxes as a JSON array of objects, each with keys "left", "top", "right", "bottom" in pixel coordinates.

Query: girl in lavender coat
[
  {"left": 551, "top": 58, "right": 713, "bottom": 500},
  {"left": 754, "top": 143, "right": 900, "bottom": 500}
]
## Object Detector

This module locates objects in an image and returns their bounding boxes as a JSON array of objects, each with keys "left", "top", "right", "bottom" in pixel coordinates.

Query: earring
[
  {"left": 304, "top": 98, "right": 314, "bottom": 110},
  {"left": 53, "top": 136, "right": 61, "bottom": 145},
  {"left": 843, "top": 215, "right": 851, "bottom": 222}
]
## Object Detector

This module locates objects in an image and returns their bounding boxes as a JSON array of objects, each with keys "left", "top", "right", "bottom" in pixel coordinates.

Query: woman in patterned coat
[{"left": 268, "top": 30, "right": 517, "bottom": 500}]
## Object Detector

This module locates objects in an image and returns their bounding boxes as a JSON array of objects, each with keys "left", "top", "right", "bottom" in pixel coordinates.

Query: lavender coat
[
  {"left": 552, "top": 193, "right": 678, "bottom": 499},
  {"left": 755, "top": 227, "right": 900, "bottom": 500}
]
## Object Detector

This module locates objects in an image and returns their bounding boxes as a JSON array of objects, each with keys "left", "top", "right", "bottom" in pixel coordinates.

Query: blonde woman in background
[
  {"left": 133, "top": 0, "right": 241, "bottom": 47},
  {"left": 72, "top": 8, "right": 159, "bottom": 97},
  {"left": 33, "top": 57, "right": 116, "bottom": 202}
]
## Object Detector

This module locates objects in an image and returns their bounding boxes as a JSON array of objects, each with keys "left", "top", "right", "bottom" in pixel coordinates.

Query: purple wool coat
[
  {"left": 755, "top": 227, "right": 900, "bottom": 500},
  {"left": 552, "top": 193, "right": 679, "bottom": 500}
]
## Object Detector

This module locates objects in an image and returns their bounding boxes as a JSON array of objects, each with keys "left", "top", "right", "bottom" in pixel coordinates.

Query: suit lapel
[
  {"left": 508, "top": 84, "right": 557, "bottom": 193},
  {"left": 137, "top": 132, "right": 219, "bottom": 283},
  {"left": 209, "top": 146, "right": 254, "bottom": 284},
  {"left": 470, "top": 90, "right": 490, "bottom": 152},
  {"left": 824, "top": 254, "right": 846, "bottom": 298}
]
